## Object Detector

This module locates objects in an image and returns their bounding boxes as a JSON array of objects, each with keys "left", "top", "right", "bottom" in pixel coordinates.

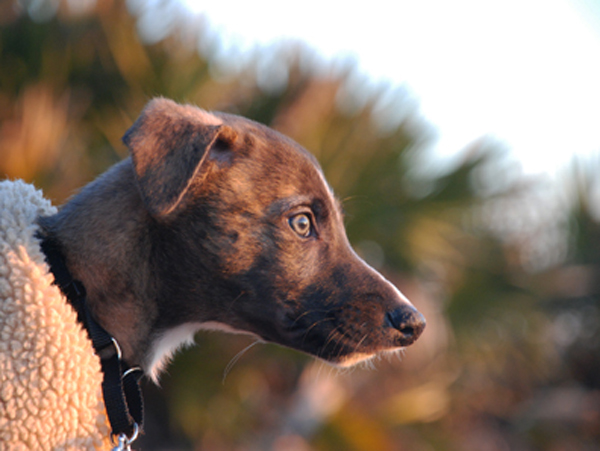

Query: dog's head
[{"left": 124, "top": 98, "right": 425, "bottom": 376}]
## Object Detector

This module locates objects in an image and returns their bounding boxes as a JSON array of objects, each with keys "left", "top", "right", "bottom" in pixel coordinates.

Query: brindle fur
[{"left": 38, "top": 98, "right": 425, "bottom": 381}]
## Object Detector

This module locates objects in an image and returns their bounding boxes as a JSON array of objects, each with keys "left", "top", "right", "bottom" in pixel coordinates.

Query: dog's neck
[{"left": 38, "top": 160, "right": 157, "bottom": 367}]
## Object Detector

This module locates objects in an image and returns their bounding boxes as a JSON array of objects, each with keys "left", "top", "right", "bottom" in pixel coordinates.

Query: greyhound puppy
[{"left": 38, "top": 98, "right": 425, "bottom": 383}]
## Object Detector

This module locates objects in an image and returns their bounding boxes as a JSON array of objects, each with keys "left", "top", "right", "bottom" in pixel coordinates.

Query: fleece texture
[{"left": 0, "top": 180, "right": 111, "bottom": 450}]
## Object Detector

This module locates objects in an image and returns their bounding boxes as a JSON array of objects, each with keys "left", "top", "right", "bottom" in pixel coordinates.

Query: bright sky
[{"left": 180, "top": 0, "right": 600, "bottom": 175}]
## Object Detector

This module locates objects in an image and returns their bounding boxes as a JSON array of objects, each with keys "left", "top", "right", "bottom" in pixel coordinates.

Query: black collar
[{"left": 38, "top": 233, "right": 144, "bottom": 446}]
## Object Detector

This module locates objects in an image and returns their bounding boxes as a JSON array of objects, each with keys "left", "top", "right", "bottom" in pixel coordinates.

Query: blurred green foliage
[{"left": 2, "top": 1, "right": 600, "bottom": 449}]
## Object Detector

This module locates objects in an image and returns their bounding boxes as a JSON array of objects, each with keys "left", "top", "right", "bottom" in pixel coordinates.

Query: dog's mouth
[{"left": 271, "top": 302, "right": 426, "bottom": 366}]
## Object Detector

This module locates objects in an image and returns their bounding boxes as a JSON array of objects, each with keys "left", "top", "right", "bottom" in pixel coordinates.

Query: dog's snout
[{"left": 385, "top": 306, "right": 426, "bottom": 346}]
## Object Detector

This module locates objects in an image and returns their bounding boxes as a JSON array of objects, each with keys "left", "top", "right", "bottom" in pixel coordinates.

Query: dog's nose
[{"left": 385, "top": 306, "right": 426, "bottom": 346}]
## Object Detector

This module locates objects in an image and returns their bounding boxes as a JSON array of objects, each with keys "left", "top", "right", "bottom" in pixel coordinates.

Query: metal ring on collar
[
  {"left": 122, "top": 366, "right": 143, "bottom": 379},
  {"left": 111, "top": 337, "right": 122, "bottom": 360},
  {"left": 110, "top": 422, "right": 139, "bottom": 451}
]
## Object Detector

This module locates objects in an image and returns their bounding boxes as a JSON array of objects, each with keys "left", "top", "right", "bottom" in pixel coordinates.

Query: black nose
[{"left": 385, "top": 306, "right": 426, "bottom": 346}]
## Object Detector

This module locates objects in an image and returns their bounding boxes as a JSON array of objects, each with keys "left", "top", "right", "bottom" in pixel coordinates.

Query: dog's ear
[{"left": 123, "top": 98, "right": 237, "bottom": 218}]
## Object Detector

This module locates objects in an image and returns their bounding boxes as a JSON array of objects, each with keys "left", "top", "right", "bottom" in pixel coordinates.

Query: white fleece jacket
[{"left": 0, "top": 180, "right": 111, "bottom": 450}]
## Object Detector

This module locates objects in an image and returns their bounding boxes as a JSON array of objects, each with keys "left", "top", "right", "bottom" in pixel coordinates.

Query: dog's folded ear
[{"left": 123, "top": 98, "right": 237, "bottom": 218}]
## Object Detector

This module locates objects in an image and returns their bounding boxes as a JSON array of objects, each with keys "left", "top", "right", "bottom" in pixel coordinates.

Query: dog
[{"left": 37, "top": 98, "right": 426, "bottom": 385}]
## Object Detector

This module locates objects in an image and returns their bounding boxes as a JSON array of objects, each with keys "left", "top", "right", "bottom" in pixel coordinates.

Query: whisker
[
  {"left": 222, "top": 339, "right": 261, "bottom": 384},
  {"left": 340, "top": 194, "right": 367, "bottom": 205},
  {"left": 331, "top": 327, "right": 358, "bottom": 360},
  {"left": 354, "top": 333, "right": 369, "bottom": 350},
  {"left": 320, "top": 325, "right": 344, "bottom": 356},
  {"left": 316, "top": 326, "right": 342, "bottom": 362},
  {"left": 291, "top": 308, "right": 338, "bottom": 328},
  {"left": 314, "top": 359, "right": 331, "bottom": 382},
  {"left": 225, "top": 290, "right": 246, "bottom": 315},
  {"left": 326, "top": 360, "right": 343, "bottom": 378},
  {"left": 302, "top": 317, "right": 336, "bottom": 344}
]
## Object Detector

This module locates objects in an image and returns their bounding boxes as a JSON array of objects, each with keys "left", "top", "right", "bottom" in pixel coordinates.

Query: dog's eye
[{"left": 289, "top": 213, "right": 312, "bottom": 237}]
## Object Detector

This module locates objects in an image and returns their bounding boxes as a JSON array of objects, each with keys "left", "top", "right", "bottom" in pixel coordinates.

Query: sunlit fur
[{"left": 39, "top": 98, "right": 425, "bottom": 385}]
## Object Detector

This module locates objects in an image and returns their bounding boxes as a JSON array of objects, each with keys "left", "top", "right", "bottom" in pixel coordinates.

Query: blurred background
[{"left": 2, "top": 0, "right": 600, "bottom": 449}]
